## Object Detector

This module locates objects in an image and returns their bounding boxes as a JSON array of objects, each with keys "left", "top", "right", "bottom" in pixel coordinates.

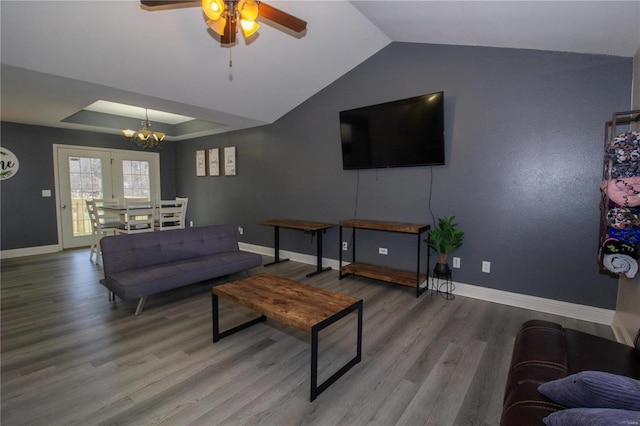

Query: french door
[{"left": 55, "top": 145, "right": 160, "bottom": 249}]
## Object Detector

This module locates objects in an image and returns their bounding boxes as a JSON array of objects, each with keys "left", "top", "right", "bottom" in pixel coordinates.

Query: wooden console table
[
  {"left": 339, "top": 219, "right": 430, "bottom": 297},
  {"left": 259, "top": 219, "right": 336, "bottom": 277}
]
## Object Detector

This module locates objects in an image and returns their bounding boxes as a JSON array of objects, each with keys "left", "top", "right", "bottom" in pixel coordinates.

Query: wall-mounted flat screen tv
[{"left": 339, "top": 91, "right": 445, "bottom": 170}]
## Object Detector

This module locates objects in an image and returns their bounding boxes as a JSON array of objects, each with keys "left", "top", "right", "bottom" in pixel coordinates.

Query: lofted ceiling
[{"left": 1, "top": 1, "right": 639, "bottom": 141}]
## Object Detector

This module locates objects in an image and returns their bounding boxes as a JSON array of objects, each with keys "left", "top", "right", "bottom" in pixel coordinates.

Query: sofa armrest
[{"left": 503, "top": 320, "right": 569, "bottom": 403}]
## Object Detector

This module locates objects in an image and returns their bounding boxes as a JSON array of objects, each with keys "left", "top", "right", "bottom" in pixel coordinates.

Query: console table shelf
[
  {"left": 339, "top": 219, "right": 430, "bottom": 297},
  {"left": 341, "top": 262, "right": 427, "bottom": 288}
]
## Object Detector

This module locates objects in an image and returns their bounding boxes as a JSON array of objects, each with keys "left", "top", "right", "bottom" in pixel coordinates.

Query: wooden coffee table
[{"left": 211, "top": 273, "right": 363, "bottom": 401}]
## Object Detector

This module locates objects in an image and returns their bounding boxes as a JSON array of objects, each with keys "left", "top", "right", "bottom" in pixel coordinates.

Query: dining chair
[
  {"left": 155, "top": 199, "right": 186, "bottom": 231},
  {"left": 116, "top": 200, "right": 155, "bottom": 234},
  {"left": 93, "top": 198, "right": 121, "bottom": 227},
  {"left": 86, "top": 199, "right": 119, "bottom": 263},
  {"left": 176, "top": 197, "right": 188, "bottom": 227}
]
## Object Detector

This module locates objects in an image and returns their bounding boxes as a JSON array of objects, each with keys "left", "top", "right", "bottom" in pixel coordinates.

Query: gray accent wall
[
  {"left": 174, "top": 43, "right": 632, "bottom": 309},
  {"left": 0, "top": 123, "right": 177, "bottom": 249},
  {"left": 0, "top": 42, "right": 632, "bottom": 310}
]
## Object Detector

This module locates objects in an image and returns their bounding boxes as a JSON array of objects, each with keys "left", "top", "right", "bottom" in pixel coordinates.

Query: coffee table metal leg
[
  {"left": 212, "top": 293, "right": 267, "bottom": 343},
  {"left": 310, "top": 300, "right": 363, "bottom": 401}
]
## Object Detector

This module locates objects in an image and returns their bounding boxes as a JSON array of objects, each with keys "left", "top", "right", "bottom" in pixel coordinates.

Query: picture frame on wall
[
  {"left": 224, "top": 146, "right": 237, "bottom": 176},
  {"left": 208, "top": 148, "right": 220, "bottom": 176},
  {"left": 196, "top": 149, "right": 206, "bottom": 177}
]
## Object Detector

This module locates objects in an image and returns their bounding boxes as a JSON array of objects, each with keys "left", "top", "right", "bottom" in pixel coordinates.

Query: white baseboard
[
  {"left": 452, "top": 281, "right": 615, "bottom": 325},
  {"left": 0, "top": 244, "right": 60, "bottom": 259},
  {"left": 239, "top": 242, "right": 615, "bottom": 326},
  {"left": 5, "top": 242, "right": 616, "bottom": 327}
]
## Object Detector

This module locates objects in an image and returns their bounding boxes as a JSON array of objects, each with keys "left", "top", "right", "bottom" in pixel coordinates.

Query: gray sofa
[{"left": 100, "top": 224, "right": 262, "bottom": 315}]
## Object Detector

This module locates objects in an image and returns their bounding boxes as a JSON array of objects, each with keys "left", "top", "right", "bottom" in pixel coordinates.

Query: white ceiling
[{"left": 1, "top": 1, "right": 639, "bottom": 140}]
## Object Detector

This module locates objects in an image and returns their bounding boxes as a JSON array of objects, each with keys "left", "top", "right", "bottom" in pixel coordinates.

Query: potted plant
[{"left": 427, "top": 215, "right": 464, "bottom": 275}]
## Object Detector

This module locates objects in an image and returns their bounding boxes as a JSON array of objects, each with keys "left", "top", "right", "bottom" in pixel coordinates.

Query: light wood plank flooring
[{"left": 1, "top": 249, "right": 615, "bottom": 425}]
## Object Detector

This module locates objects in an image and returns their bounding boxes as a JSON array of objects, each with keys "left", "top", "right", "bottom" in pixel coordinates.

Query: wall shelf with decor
[
  {"left": 339, "top": 219, "right": 430, "bottom": 297},
  {"left": 599, "top": 110, "right": 640, "bottom": 277}
]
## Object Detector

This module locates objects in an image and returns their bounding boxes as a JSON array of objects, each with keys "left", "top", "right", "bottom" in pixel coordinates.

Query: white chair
[
  {"left": 86, "top": 199, "right": 118, "bottom": 263},
  {"left": 116, "top": 200, "right": 155, "bottom": 234},
  {"left": 155, "top": 199, "right": 186, "bottom": 231},
  {"left": 176, "top": 197, "right": 188, "bottom": 227},
  {"left": 93, "top": 198, "right": 121, "bottom": 227}
]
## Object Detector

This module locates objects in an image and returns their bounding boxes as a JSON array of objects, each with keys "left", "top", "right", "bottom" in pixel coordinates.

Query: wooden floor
[{"left": 1, "top": 249, "right": 615, "bottom": 425}]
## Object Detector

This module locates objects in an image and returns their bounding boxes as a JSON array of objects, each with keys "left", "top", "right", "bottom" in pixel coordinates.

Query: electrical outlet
[
  {"left": 453, "top": 257, "right": 461, "bottom": 268},
  {"left": 379, "top": 247, "right": 388, "bottom": 255},
  {"left": 238, "top": 226, "right": 244, "bottom": 235},
  {"left": 342, "top": 242, "right": 348, "bottom": 251},
  {"left": 189, "top": 221, "right": 194, "bottom": 227},
  {"left": 482, "top": 261, "right": 491, "bottom": 273}
]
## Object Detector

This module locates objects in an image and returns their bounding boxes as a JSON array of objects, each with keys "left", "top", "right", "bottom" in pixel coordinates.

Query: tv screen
[{"left": 339, "top": 91, "right": 445, "bottom": 170}]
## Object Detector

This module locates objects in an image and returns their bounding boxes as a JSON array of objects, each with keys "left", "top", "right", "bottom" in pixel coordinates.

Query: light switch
[{"left": 42, "top": 190, "right": 52, "bottom": 197}]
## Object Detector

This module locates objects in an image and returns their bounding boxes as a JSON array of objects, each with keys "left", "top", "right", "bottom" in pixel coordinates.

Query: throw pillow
[
  {"left": 538, "top": 371, "right": 640, "bottom": 411},
  {"left": 543, "top": 408, "right": 640, "bottom": 426}
]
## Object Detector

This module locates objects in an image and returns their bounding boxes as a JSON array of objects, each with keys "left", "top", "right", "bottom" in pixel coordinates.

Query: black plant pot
[{"left": 434, "top": 262, "right": 451, "bottom": 276}]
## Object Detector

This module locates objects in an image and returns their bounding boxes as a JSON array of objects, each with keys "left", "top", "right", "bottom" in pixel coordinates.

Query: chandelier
[
  {"left": 203, "top": 0, "right": 260, "bottom": 40},
  {"left": 122, "top": 108, "right": 165, "bottom": 150}
]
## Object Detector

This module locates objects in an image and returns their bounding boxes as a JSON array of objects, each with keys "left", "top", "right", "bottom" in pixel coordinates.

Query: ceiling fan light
[
  {"left": 238, "top": 0, "right": 259, "bottom": 22},
  {"left": 240, "top": 19, "right": 259, "bottom": 37},
  {"left": 202, "top": 0, "right": 225, "bottom": 21},
  {"left": 122, "top": 129, "right": 135, "bottom": 138},
  {"left": 207, "top": 17, "right": 227, "bottom": 36}
]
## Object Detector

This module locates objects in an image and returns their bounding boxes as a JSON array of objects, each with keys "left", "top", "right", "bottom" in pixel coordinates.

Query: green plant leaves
[{"left": 427, "top": 215, "right": 464, "bottom": 255}]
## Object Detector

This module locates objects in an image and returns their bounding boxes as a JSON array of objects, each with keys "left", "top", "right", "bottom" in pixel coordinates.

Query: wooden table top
[
  {"left": 259, "top": 219, "right": 336, "bottom": 232},
  {"left": 339, "top": 219, "right": 429, "bottom": 234},
  {"left": 212, "top": 274, "right": 361, "bottom": 333}
]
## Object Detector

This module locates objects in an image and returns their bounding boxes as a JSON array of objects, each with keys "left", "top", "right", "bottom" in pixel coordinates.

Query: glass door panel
[{"left": 57, "top": 148, "right": 113, "bottom": 249}]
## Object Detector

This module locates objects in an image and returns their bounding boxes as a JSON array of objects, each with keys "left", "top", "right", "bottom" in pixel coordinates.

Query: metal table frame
[{"left": 212, "top": 291, "right": 363, "bottom": 402}]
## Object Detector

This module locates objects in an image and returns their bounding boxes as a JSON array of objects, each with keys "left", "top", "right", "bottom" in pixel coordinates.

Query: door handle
[{"left": 61, "top": 204, "right": 67, "bottom": 209}]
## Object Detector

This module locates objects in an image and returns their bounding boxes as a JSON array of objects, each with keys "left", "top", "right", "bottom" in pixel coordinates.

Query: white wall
[{"left": 614, "top": 46, "right": 640, "bottom": 345}]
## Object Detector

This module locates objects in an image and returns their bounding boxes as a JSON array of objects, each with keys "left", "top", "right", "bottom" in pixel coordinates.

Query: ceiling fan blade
[
  {"left": 140, "top": 1, "right": 199, "bottom": 8},
  {"left": 221, "top": 19, "right": 237, "bottom": 45},
  {"left": 258, "top": 2, "right": 307, "bottom": 33}
]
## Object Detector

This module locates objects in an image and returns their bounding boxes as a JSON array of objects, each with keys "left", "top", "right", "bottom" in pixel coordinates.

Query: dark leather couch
[{"left": 501, "top": 319, "right": 640, "bottom": 425}]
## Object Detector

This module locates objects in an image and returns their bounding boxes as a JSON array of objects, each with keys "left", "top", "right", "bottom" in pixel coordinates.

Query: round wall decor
[{"left": 0, "top": 148, "right": 19, "bottom": 180}]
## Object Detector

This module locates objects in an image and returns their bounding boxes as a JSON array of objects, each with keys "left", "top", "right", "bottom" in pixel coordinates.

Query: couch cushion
[
  {"left": 102, "top": 250, "right": 262, "bottom": 300},
  {"left": 543, "top": 408, "right": 640, "bottom": 426},
  {"left": 538, "top": 371, "right": 640, "bottom": 411},
  {"left": 101, "top": 224, "right": 241, "bottom": 275}
]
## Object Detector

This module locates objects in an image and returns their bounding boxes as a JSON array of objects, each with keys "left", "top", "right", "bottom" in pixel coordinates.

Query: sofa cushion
[
  {"left": 538, "top": 371, "right": 640, "bottom": 411},
  {"left": 101, "top": 225, "right": 242, "bottom": 275},
  {"left": 543, "top": 408, "right": 640, "bottom": 426},
  {"left": 102, "top": 251, "right": 262, "bottom": 300}
]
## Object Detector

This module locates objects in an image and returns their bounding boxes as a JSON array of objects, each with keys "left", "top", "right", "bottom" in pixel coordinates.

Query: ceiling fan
[{"left": 140, "top": 0, "right": 307, "bottom": 46}]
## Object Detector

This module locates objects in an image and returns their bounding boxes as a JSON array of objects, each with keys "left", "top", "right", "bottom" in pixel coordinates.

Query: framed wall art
[
  {"left": 208, "top": 148, "right": 220, "bottom": 176},
  {"left": 224, "top": 146, "right": 236, "bottom": 176},
  {"left": 195, "top": 149, "right": 206, "bottom": 177}
]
